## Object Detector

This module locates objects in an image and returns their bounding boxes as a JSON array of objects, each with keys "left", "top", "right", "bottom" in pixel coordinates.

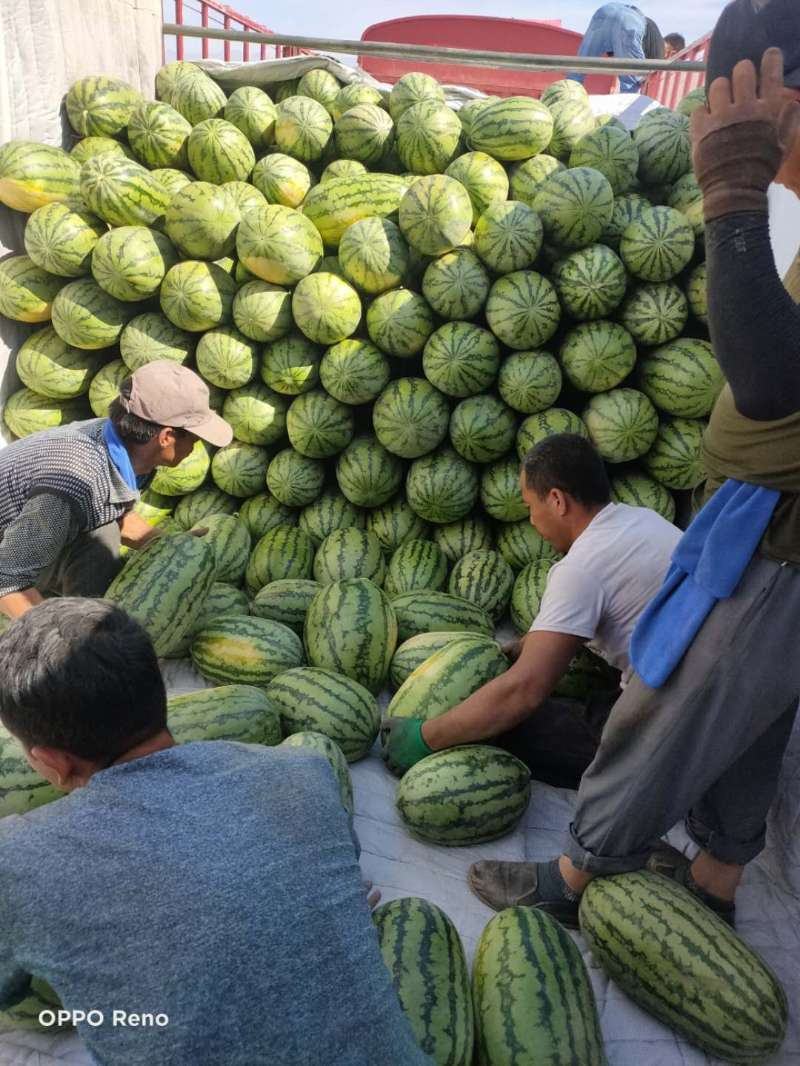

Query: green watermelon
[
  {"left": 602, "top": 190, "right": 651, "bottom": 250},
  {"left": 433, "top": 517, "right": 493, "bottom": 562},
  {"left": 286, "top": 389, "right": 354, "bottom": 458},
  {"left": 192, "top": 515, "right": 247, "bottom": 586},
  {"left": 15, "top": 326, "right": 103, "bottom": 399},
  {"left": 174, "top": 486, "right": 238, "bottom": 529},
  {"left": 164, "top": 68, "right": 227, "bottom": 125},
  {"left": 151, "top": 440, "right": 210, "bottom": 496},
  {"left": 261, "top": 332, "right": 322, "bottom": 395},
  {"left": 398, "top": 175, "right": 472, "bottom": 256},
  {"left": 224, "top": 86, "right": 277, "bottom": 148},
  {"left": 265, "top": 447, "right": 326, "bottom": 508},
  {"left": 496, "top": 519, "right": 560, "bottom": 571},
  {"left": 275, "top": 96, "right": 333, "bottom": 163},
  {"left": 292, "top": 272, "right": 362, "bottom": 345},
  {"left": 508, "top": 154, "right": 565, "bottom": 206},
  {"left": 366, "top": 287, "right": 435, "bottom": 357},
  {"left": 449, "top": 395, "right": 516, "bottom": 464},
  {"left": 167, "top": 684, "right": 281, "bottom": 745},
  {"left": 516, "top": 408, "right": 588, "bottom": 459},
  {"left": 545, "top": 96, "right": 596, "bottom": 158},
  {"left": 211, "top": 440, "right": 270, "bottom": 498},
  {"left": 237, "top": 203, "right": 323, "bottom": 285},
  {"left": 186, "top": 118, "right": 255, "bottom": 184},
  {"left": 279, "top": 730, "right": 354, "bottom": 813},
  {"left": 498, "top": 349, "right": 562, "bottom": 414},
  {"left": 445, "top": 150, "right": 509, "bottom": 223},
  {"left": 552, "top": 243, "right": 627, "bottom": 321},
  {"left": 50, "top": 277, "right": 129, "bottom": 349},
  {"left": 569, "top": 123, "right": 638, "bottom": 194},
  {"left": 677, "top": 87, "right": 707, "bottom": 117},
  {"left": 79, "top": 153, "right": 170, "bottom": 227},
  {"left": 0, "top": 255, "right": 65, "bottom": 323},
  {"left": 639, "top": 338, "right": 723, "bottom": 418},
  {"left": 421, "top": 247, "right": 490, "bottom": 321},
  {"left": 0, "top": 140, "right": 81, "bottom": 213},
  {"left": 389, "top": 631, "right": 481, "bottom": 690},
  {"left": 160, "top": 260, "right": 236, "bottom": 332},
  {"left": 331, "top": 83, "right": 383, "bottom": 123},
  {"left": 71, "top": 136, "right": 131, "bottom": 165},
  {"left": 238, "top": 492, "right": 297, "bottom": 539},
  {"left": 396, "top": 99, "right": 461, "bottom": 175},
  {"left": 164, "top": 181, "right": 240, "bottom": 261},
  {"left": 365, "top": 494, "right": 430, "bottom": 554},
  {"left": 127, "top": 101, "right": 191, "bottom": 169},
  {"left": 246, "top": 525, "right": 316, "bottom": 593},
  {"left": 685, "top": 261, "right": 708, "bottom": 325},
  {"left": 299, "top": 489, "right": 365, "bottom": 546},
  {"left": 338, "top": 217, "right": 408, "bottom": 294},
  {"left": 583, "top": 388, "right": 660, "bottom": 462},
  {"left": 610, "top": 470, "right": 676, "bottom": 522},
  {"left": 643, "top": 417, "right": 706, "bottom": 489},
  {"left": 474, "top": 200, "right": 543, "bottom": 274},
  {"left": 192, "top": 615, "right": 304, "bottom": 686},
  {"left": 372, "top": 378, "right": 450, "bottom": 460},
  {"left": 510, "top": 557, "right": 555, "bottom": 633},
  {"left": 468, "top": 96, "right": 553, "bottom": 161},
  {"left": 87, "top": 359, "right": 127, "bottom": 417},
  {"left": 532, "top": 166, "right": 614, "bottom": 250},
  {"left": 251, "top": 578, "right": 320, "bottom": 634},
  {"left": 336, "top": 436, "right": 405, "bottom": 508},
  {"left": 321, "top": 158, "right": 368, "bottom": 182},
  {"left": 480, "top": 458, "right": 528, "bottom": 523},
  {"left": 196, "top": 325, "right": 258, "bottom": 389},
  {"left": 390, "top": 589, "right": 493, "bottom": 643},
  {"left": 384, "top": 538, "right": 448, "bottom": 599},
  {"left": 620, "top": 281, "right": 689, "bottom": 346},
  {"left": 313, "top": 528, "right": 386, "bottom": 586},
  {"left": 66, "top": 75, "right": 141, "bottom": 137},
  {"left": 335, "top": 104, "right": 395, "bottom": 167},
  {"left": 229, "top": 280, "right": 292, "bottom": 344},
  {"left": 301, "top": 173, "right": 409, "bottom": 247},
  {"left": 251, "top": 152, "right": 312, "bottom": 208},
  {"left": 485, "top": 271, "right": 561, "bottom": 350},
  {"left": 620, "top": 205, "right": 695, "bottom": 282},
  {"left": 24, "top": 202, "right": 105, "bottom": 278},
  {"left": 319, "top": 338, "right": 390, "bottom": 405},
  {"left": 119, "top": 311, "right": 194, "bottom": 371},
  {"left": 406, "top": 447, "right": 479, "bottom": 524},
  {"left": 634, "top": 108, "right": 692, "bottom": 186},
  {"left": 667, "top": 170, "right": 705, "bottom": 238},
  {"left": 152, "top": 167, "right": 193, "bottom": 195},
  {"left": 560, "top": 320, "right": 637, "bottom": 393},
  {"left": 91, "top": 226, "right": 178, "bottom": 302},
  {"left": 2, "top": 389, "right": 89, "bottom": 438},
  {"left": 422, "top": 322, "right": 499, "bottom": 398},
  {"left": 222, "top": 382, "right": 289, "bottom": 447},
  {"left": 389, "top": 72, "right": 445, "bottom": 121},
  {"left": 448, "top": 550, "right": 514, "bottom": 620}
]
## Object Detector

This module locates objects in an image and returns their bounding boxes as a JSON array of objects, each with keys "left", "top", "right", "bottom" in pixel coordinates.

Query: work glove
[
  {"left": 692, "top": 48, "right": 800, "bottom": 221},
  {"left": 380, "top": 717, "right": 432, "bottom": 777}
]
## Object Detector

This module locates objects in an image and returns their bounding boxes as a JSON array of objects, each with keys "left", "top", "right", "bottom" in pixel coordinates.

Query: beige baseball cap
[{"left": 121, "top": 362, "right": 233, "bottom": 448}]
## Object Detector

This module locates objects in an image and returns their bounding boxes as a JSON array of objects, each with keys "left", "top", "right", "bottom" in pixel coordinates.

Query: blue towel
[
  {"left": 102, "top": 418, "right": 147, "bottom": 491},
  {"left": 630, "top": 479, "right": 779, "bottom": 688}
]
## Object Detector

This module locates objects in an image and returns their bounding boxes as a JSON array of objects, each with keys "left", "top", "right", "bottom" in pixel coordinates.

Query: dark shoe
[
  {"left": 467, "top": 860, "right": 581, "bottom": 930},
  {"left": 647, "top": 844, "right": 736, "bottom": 927}
]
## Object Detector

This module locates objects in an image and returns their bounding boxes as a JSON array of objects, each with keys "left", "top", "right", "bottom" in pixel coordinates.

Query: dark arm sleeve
[
  {"left": 705, "top": 212, "right": 800, "bottom": 421},
  {"left": 0, "top": 493, "right": 80, "bottom": 598}
]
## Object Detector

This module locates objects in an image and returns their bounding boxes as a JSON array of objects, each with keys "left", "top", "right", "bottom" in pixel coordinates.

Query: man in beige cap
[{"left": 0, "top": 361, "right": 232, "bottom": 620}]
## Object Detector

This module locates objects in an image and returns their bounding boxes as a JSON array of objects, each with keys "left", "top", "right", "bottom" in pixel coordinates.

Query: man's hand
[
  {"left": 0, "top": 589, "right": 44, "bottom": 621},
  {"left": 119, "top": 511, "right": 162, "bottom": 549},
  {"left": 380, "top": 717, "right": 433, "bottom": 777}
]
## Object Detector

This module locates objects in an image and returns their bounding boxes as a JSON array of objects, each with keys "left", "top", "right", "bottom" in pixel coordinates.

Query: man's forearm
[
  {"left": 421, "top": 672, "right": 544, "bottom": 751},
  {"left": 0, "top": 588, "right": 44, "bottom": 620}
]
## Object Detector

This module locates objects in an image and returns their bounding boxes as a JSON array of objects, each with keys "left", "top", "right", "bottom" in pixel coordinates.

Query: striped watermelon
[
  {"left": 560, "top": 320, "right": 637, "bottom": 393},
  {"left": 313, "top": 528, "right": 386, "bottom": 586},
  {"left": 643, "top": 417, "right": 706, "bottom": 490},
  {"left": 286, "top": 389, "right": 354, "bottom": 458},
  {"left": 211, "top": 441, "right": 270, "bottom": 498},
  {"left": 164, "top": 181, "right": 240, "bottom": 261},
  {"left": 152, "top": 167, "right": 193, "bottom": 195},
  {"left": 319, "top": 338, "right": 390, "bottom": 405},
  {"left": 620, "top": 281, "right": 689, "bottom": 346},
  {"left": 104, "top": 534, "right": 215, "bottom": 656},
  {"left": 160, "top": 260, "right": 237, "bottom": 332},
  {"left": 0, "top": 255, "right": 65, "bottom": 323},
  {"left": 686, "top": 261, "right": 708, "bottom": 325},
  {"left": 0, "top": 140, "right": 81, "bottom": 212},
  {"left": 397, "top": 746, "right": 530, "bottom": 845},
  {"left": 583, "top": 388, "right": 660, "bottom": 463},
  {"left": 532, "top": 166, "right": 614, "bottom": 250},
  {"left": 0, "top": 724, "right": 64, "bottom": 817},
  {"left": 388, "top": 633, "right": 507, "bottom": 720},
  {"left": 398, "top": 175, "right": 472, "bottom": 256},
  {"left": 335, "top": 104, "right": 394, "bottom": 167},
  {"left": 569, "top": 123, "right": 638, "bottom": 194},
  {"left": 498, "top": 349, "right": 562, "bottom": 415},
  {"left": 321, "top": 158, "right": 368, "bottom": 181},
  {"left": 187, "top": 118, "right": 255, "bottom": 184},
  {"left": 384, "top": 538, "right": 448, "bottom": 599},
  {"left": 275, "top": 96, "right": 333, "bottom": 162},
  {"left": 151, "top": 440, "right": 210, "bottom": 496},
  {"left": 189, "top": 581, "right": 250, "bottom": 635},
  {"left": 224, "top": 86, "right": 277, "bottom": 147},
  {"left": 366, "top": 287, "right": 436, "bottom": 357},
  {"left": 449, "top": 395, "right": 516, "bottom": 463},
  {"left": 639, "top": 338, "right": 724, "bottom": 418},
  {"left": 485, "top": 271, "right": 561, "bottom": 350},
  {"left": 292, "top": 272, "right": 362, "bottom": 345},
  {"left": 677, "top": 87, "right": 707, "bottom": 117},
  {"left": 546, "top": 96, "right": 596, "bottom": 158},
  {"left": 51, "top": 278, "right": 129, "bottom": 349},
  {"left": 496, "top": 519, "right": 560, "bottom": 571},
  {"left": 274, "top": 81, "right": 299, "bottom": 103},
  {"left": 236, "top": 203, "right": 323, "bottom": 285},
  {"left": 192, "top": 513, "right": 251, "bottom": 585},
  {"left": 445, "top": 150, "right": 508, "bottom": 222},
  {"left": 71, "top": 136, "right": 131, "bottom": 164},
  {"left": 516, "top": 408, "right": 588, "bottom": 459},
  {"left": 396, "top": 99, "right": 461, "bottom": 175},
  {"left": 297, "top": 69, "right": 341, "bottom": 112},
  {"left": 338, "top": 217, "right": 408, "bottom": 294},
  {"left": 24, "top": 202, "right": 105, "bottom": 277},
  {"left": 127, "top": 101, "right": 190, "bottom": 169},
  {"left": 634, "top": 108, "right": 692, "bottom": 185},
  {"left": 304, "top": 577, "right": 398, "bottom": 694},
  {"left": 230, "top": 280, "right": 292, "bottom": 344},
  {"left": 480, "top": 458, "right": 528, "bottom": 523},
  {"left": 120, "top": 311, "right": 194, "bottom": 371},
  {"left": 15, "top": 326, "right": 102, "bottom": 399},
  {"left": 389, "top": 72, "right": 445, "bottom": 121},
  {"left": 373, "top": 378, "right": 450, "bottom": 460},
  {"left": 602, "top": 191, "right": 650, "bottom": 250},
  {"left": 238, "top": 492, "right": 296, "bottom": 538},
  {"left": 279, "top": 731, "right": 354, "bottom": 814},
  {"left": 266, "top": 666, "right": 379, "bottom": 761},
  {"left": 301, "top": 174, "right": 409, "bottom": 247},
  {"left": 580, "top": 871, "right": 786, "bottom": 1062},
  {"left": 251, "top": 153, "right": 313, "bottom": 208},
  {"left": 167, "top": 685, "right": 281, "bottom": 746},
  {"left": 251, "top": 578, "right": 320, "bottom": 634},
  {"left": 620, "top": 206, "right": 695, "bottom": 282},
  {"left": 264, "top": 447, "right": 325, "bottom": 508},
  {"left": 0, "top": 978, "right": 66, "bottom": 1033},
  {"left": 336, "top": 436, "right": 405, "bottom": 508},
  {"left": 223, "top": 383, "right": 289, "bottom": 447},
  {"left": 421, "top": 248, "right": 490, "bottom": 321},
  {"left": 553, "top": 645, "right": 620, "bottom": 700},
  {"left": 508, "top": 154, "right": 565, "bottom": 206},
  {"left": 261, "top": 332, "right": 322, "bottom": 394},
  {"left": 374, "top": 897, "right": 474, "bottom": 1066},
  {"left": 390, "top": 589, "right": 493, "bottom": 643},
  {"left": 422, "top": 323, "right": 499, "bottom": 398},
  {"left": 468, "top": 96, "right": 553, "bottom": 160},
  {"left": 66, "top": 76, "right": 141, "bottom": 137},
  {"left": 191, "top": 615, "right": 304, "bottom": 686},
  {"left": 610, "top": 470, "right": 677, "bottom": 523},
  {"left": 196, "top": 325, "right": 258, "bottom": 388},
  {"left": 388, "top": 631, "right": 476, "bottom": 689},
  {"left": 299, "top": 489, "right": 365, "bottom": 546},
  {"left": 87, "top": 360, "right": 127, "bottom": 417},
  {"left": 406, "top": 447, "right": 479, "bottom": 525},
  {"left": 132, "top": 488, "right": 175, "bottom": 529},
  {"left": 166, "top": 69, "right": 227, "bottom": 125},
  {"left": 365, "top": 494, "right": 430, "bottom": 554},
  {"left": 331, "top": 83, "right": 383, "bottom": 123},
  {"left": 474, "top": 200, "right": 543, "bottom": 274},
  {"left": 79, "top": 153, "right": 170, "bottom": 227},
  {"left": 457, "top": 96, "right": 498, "bottom": 137},
  {"left": 448, "top": 550, "right": 514, "bottom": 620},
  {"left": 91, "top": 226, "right": 178, "bottom": 302},
  {"left": 474, "top": 907, "right": 605, "bottom": 1066},
  {"left": 552, "top": 243, "right": 627, "bottom": 321},
  {"left": 510, "top": 558, "right": 556, "bottom": 633},
  {"left": 667, "top": 171, "right": 704, "bottom": 237}
]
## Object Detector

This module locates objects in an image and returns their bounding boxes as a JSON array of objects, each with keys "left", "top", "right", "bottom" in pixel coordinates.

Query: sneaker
[
  {"left": 647, "top": 844, "right": 736, "bottom": 927},
  {"left": 467, "top": 860, "right": 581, "bottom": 930}
]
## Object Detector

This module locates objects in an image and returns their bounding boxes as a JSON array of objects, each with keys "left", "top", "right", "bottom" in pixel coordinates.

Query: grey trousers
[
  {"left": 565, "top": 553, "right": 800, "bottom": 874},
  {"left": 37, "top": 521, "right": 124, "bottom": 598}
]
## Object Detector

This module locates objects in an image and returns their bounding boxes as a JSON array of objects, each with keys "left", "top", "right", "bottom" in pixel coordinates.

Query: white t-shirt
[{"left": 530, "top": 502, "right": 681, "bottom": 683}]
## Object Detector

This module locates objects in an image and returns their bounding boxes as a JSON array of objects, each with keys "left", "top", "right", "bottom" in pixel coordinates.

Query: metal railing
[{"left": 163, "top": 1, "right": 306, "bottom": 62}]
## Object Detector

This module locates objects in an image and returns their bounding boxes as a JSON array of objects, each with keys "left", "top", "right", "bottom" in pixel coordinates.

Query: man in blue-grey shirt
[
  {"left": 0, "top": 599, "right": 432, "bottom": 1066},
  {"left": 573, "top": 3, "right": 665, "bottom": 92}
]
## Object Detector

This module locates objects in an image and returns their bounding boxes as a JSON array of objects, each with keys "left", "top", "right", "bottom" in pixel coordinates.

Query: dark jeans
[{"left": 37, "top": 521, "right": 124, "bottom": 598}]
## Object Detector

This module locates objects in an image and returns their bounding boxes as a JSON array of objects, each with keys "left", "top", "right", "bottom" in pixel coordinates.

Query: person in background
[
  {"left": 571, "top": 3, "right": 665, "bottom": 93},
  {"left": 464, "top": 0, "right": 800, "bottom": 932},
  {"left": 0, "top": 599, "right": 433, "bottom": 1066},
  {"left": 381, "top": 435, "right": 680, "bottom": 787},
  {"left": 664, "top": 32, "right": 687, "bottom": 58},
  {"left": 0, "top": 361, "right": 232, "bottom": 620}
]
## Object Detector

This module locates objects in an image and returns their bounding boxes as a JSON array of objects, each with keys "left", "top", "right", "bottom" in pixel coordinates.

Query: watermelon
[
  {"left": 132, "top": 489, "right": 176, "bottom": 531},
  {"left": 474, "top": 200, "right": 543, "bottom": 275},
  {"left": 251, "top": 578, "right": 320, "bottom": 634},
  {"left": 338, "top": 217, "right": 408, "bottom": 294},
  {"left": 579, "top": 871, "right": 787, "bottom": 1062},
  {"left": 495, "top": 519, "right": 560, "bottom": 571},
  {"left": 191, "top": 615, "right": 304, "bottom": 686},
  {"left": 677, "top": 87, "right": 707, "bottom": 117},
  {"left": 390, "top": 589, "right": 493, "bottom": 643},
  {"left": 301, "top": 173, "right": 409, "bottom": 247},
  {"left": 50, "top": 277, "right": 129, "bottom": 349},
  {"left": 292, "top": 272, "right": 361, "bottom": 345},
  {"left": 91, "top": 225, "right": 178, "bottom": 302},
  {"left": 79, "top": 153, "right": 170, "bottom": 227},
  {"left": 398, "top": 175, "right": 472, "bottom": 256},
  {"left": 336, "top": 436, "right": 405, "bottom": 508},
  {"left": 433, "top": 517, "right": 493, "bottom": 562},
  {"left": 71, "top": 136, "right": 131, "bottom": 165},
  {"left": 610, "top": 470, "right": 676, "bottom": 523},
  {"left": 224, "top": 86, "right": 277, "bottom": 147},
  {"left": 167, "top": 685, "right": 281, "bottom": 746},
  {"left": 261, "top": 332, "right": 322, "bottom": 394},
  {"left": 406, "top": 447, "right": 479, "bottom": 525},
  {"left": 127, "top": 101, "right": 190, "bottom": 170},
  {"left": 0, "top": 255, "right": 65, "bottom": 323},
  {"left": 331, "top": 83, "right": 383, "bottom": 123},
  {"left": 299, "top": 489, "right": 365, "bottom": 546},
  {"left": 296, "top": 69, "right": 340, "bottom": 112},
  {"left": 621, "top": 205, "right": 695, "bottom": 283},
  {"left": 620, "top": 281, "right": 689, "bottom": 346},
  {"left": 228, "top": 280, "right": 291, "bottom": 344},
  {"left": 2, "top": 389, "right": 88, "bottom": 438},
  {"left": 468, "top": 96, "right": 553, "bottom": 160},
  {"left": 422, "top": 323, "right": 499, "bottom": 398},
  {"left": 279, "top": 731, "right": 354, "bottom": 814},
  {"left": 546, "top": 96, "right": 596, "bottom": 158},
  {"left": 163, "top": 68, "right": 227, "bottom": 125},
  {"left": 186, "top": 118, "right": 255, "bottom": 184},
  {"left": 365, "top": 494, "right": 430, "bottom": 554},
  {"left": 304, "top": 577, "right": 398, "bottom": 694},
  {"left": 396, "top": 99, "right": 460, "bottom": 175},
  {"left": 274, "top": 81, "right": 299, "bottom": 103},
  {"left": 174, "top": 486, "right": 238, "bottom": 529},
  {"left": 104, "top": 534, "right": 215, "bottom": 656},
  {"left": 497, "top": 349, "right": 562, "bottom": 414},
  {"left": 383, "top": 539, "right": 448, "bottom": 599},
  {"left": 160, "top": 260, "right": 237, "bottom": 332},
  {"left": 275, "top": 96, "right": 332, "bottom": 163},
  {"left": 366, "top": 287, "right": 435, "bottom": 358},
  {"left": 602, "top": 191, "right": 651, "bottom": 250},
  {"left": 667, "top": 170, "right": 704, "bottom": 238},
  {"left": 449, "top": 395, "right": 516, "bottom": 464},
  {"left": 634, "top": 108, "right": 692, "bottom": 186},
  {"left": 448, "top": 550, "right": 514, "bottom": 620},
  {"left": 516, "top": 408, "right": 588, "bottom": 459},
  {"left": 24, "top": 202, "right": 105, "bottom": 278},
  {"left": 150, "top": 440, "right": 210, "bottom": 496},
  {"left": 474, "top": 907, "right": 605, "bottom": 1066},
  {"left": 485, "top": 271, "right": 561, "bottom": 350},
  {"left": 685, "top": 261, "right": 708, "bottom": 324},
  {"left": 15, "top": 326, "right": 103, "bottom": 399},
  {"left": 285, "top": 389, "right": 354, "bottom": 458},
  {"left": 553, "top": 645, "right": 620, "bottom": 700},
  {"left": 211, "top": 441, "right": 270, "bottom": 498},
  {"left": 532, "top": 166, "right": 614, "bottom": 250},
  {"left": 237, "top": 203, "right": 323, "bottom": 285},
  {"left": 508, "top": 154, "right": 565, "bottom": 206},
  {"left": 251, "top": 153, "right": 313, "bottom": 209},
  {"left": 639, "top": 338, "right": 723, "bottom": 418},
  {"left": 643, "top": 417, "right": 706, "bottom": 490},
  {"left": 583, "top": 388, "right": 660, "bottom": 463},
  {"left": 312, "top": 527, "right": 386, "bottom": 587},
  {"left": 552, "top": 243, "right": 627, "bottom": 321},
  {"left": 389, "top": 72, "right": 445, "bottom": 121},
  {"left": 319, "top": 338, "right": 390, "bottom": 405},
  {"left": 457, "top": 96, "right": 499, "bottom": 137},
  {"left": 266, "top": 447, "right": 326, "bottom": 508},
  {"left": 480, "top": 458, "right": 528, "bottom": 523},
  {"left": 195, "top": 325, "right": 257, "bottom": 389},
  {"left": 374, "top": 898, "right": 474, "bottom": 1066},
  {"left": 421, "top": 248, "right": 490, "bottom": 321},
  {"left": 335, "top": 104, "right": 394, "bottom": 167},
  {"left": 444, "top": 150, "right": 509, "bottom": 223},
  {"left": 397, "top": 746, "right": 530, "bottom": 845},
  {"left": 0, "top": 140, "right": 81, "bottom": 213},
  {"left": 87, "top": 360, "right": 127, "bottom": 417},
  {"left": 120, "top": 311, "right": 194, "bottom": 371},
  {"left": 388, "top": 631, "right": 476, "bottom": 689},
  {"left": 66, "top": 76, "right": 141, "bottom": 137},
  {"left": 560, "top": 320, "right": 637, "bottom": 393},
  {"left": 0, "top": 722, "right": 64, "bottom": 817},
  {"left": 321, "top": 159, "right": 368, "bottom": 182},
  {"left": 164, "top": 182, "right": 239, "bottom": 261},
  {"left": 510, "top": 558, "right": 555, "bottom": 633},
  {"left": 372, "top": 378, "right": 450, "bottom": 460},
  {"left": 238, "top": 492, "right": 297, "bottom": 538},
  {"left": 569, "top": 123, "right": 638, "bottom": 194},
  {"left": 223, "top": 383, "right": 289, "bottom": 447},
  {"left": 152, "top": 168, "right": 193, "bottom": 195}
]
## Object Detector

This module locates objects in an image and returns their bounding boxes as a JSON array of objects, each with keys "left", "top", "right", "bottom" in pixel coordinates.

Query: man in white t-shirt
[{"left": 381, "top": 434, "right": 681, "bottom": 785}]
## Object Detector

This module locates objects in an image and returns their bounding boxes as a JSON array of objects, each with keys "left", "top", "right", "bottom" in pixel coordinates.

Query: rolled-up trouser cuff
[
  {"left": 685, "top": 813, "right": 766, "bottom": 866},
  {"left": 564, "top": 822, "right": 651, "bottom": 876}
]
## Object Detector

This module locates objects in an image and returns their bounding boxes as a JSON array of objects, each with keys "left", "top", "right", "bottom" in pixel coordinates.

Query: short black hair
[
  {"left": 665, "top": 33, "right": 686, "bottom": 52},
  {"left": 523, "top": 434, "right": 611, "bottom": 508},
  {"left": 0, "top": 599, "right": 167, "bottom": 762},
  {"left": 643, "top": 17, "right": 666, "bottom": 60},
  {"left": 108, "top": 378, "right": 162, "bottom": 445}
]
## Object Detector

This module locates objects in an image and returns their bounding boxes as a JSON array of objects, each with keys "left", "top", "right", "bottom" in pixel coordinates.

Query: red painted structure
[{"left": 164, "top": 0, "right": 305, "bottom": 62}]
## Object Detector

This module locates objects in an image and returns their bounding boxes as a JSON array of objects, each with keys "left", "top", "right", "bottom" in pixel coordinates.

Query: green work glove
[{"left": 380, "top": 717, "right": 432, "bottom": 777}]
